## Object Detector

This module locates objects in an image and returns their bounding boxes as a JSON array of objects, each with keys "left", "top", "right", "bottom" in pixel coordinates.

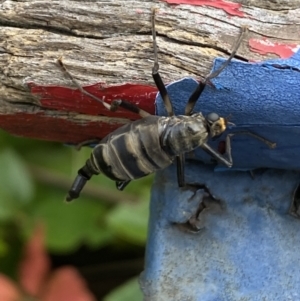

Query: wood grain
[{"left": 0, "top": 0, "right": 299, "bottom": 142}]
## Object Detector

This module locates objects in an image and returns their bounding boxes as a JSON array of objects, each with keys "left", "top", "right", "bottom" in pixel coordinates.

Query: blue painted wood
[
  {"left": 155, "top": 50, "right": 300, "bottom": 170},
  {"left": 142, "top": 51, "right": 300, "bottom": 300},
  {"left": 141, "top": 163, "right": 300, "bottom": 301}
]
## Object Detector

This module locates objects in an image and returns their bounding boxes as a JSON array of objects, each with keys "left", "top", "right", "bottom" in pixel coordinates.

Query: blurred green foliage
[
  {"left": 0, "top": 129, "right": 151, "bottom": 299},
  {"left": 103, "top": 277, "right": 143, "bottom": 301}
]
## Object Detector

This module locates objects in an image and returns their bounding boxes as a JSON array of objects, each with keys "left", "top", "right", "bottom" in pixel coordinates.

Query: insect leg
[
  {"left": 152, "top": 8, "right": 186, "bottom": 187},
  {"left": 116, "top": 180, "right": 131, "bottom": 191},
  {"left": 110, "top": 99, "right": 151, "bottom": 118},
  {"left": 184, "top": 26, "right": 248, "bottom": 116},
  {"left": 151, "top": 7, "right": 174, "bottom": 117},
  {"left": 176, "top": 154, "right": 186, "bottom": 187},
  {"left": 226, "top": 131, "right": 276, "bottom": 149},
  {"left": 201, "top": 143, "right": 233, "bottom": 167},
  {"left": 75, "top": 139, "right": 100, "bottom": 150},
  {"left": 201, "top": 131, "right": 276, "bottom": 168},
  {"left": 221, "top": 131, "right": 275, "bottom": 166}
]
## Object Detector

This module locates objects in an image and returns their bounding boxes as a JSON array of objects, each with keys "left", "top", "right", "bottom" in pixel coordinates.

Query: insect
[{"left": 59, "top": 8, "right": 275, "bottom": 202}]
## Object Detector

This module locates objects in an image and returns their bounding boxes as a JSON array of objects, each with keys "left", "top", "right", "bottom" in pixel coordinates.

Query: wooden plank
[{"left": 0, "top": 0, "right": 299, "bottom": 143}]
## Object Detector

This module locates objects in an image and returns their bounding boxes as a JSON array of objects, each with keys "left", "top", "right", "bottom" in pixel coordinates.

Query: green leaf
[
  {"left": 0, "top": 238, "right": 8, "bottom": 257},
  {"left": 0, "top": 148, "right": 34, "bottom": 221},
  {"left": 103, "top": 277, "right": 143, "bottom": 301},
  {"left": 28, "top": 186, "right": 113, "bottom": 253},
  {"left": 0, "top": 191, "right": 17, "bottom": 221},
  {"left": 106, "top": 192, "right": 149, "bottom": 246},
  {"left": 0, "top": 225, "right": 23, "bottom": 279},
  {"left": 0, "top": 148, "right": 34, "bottom": 203}
]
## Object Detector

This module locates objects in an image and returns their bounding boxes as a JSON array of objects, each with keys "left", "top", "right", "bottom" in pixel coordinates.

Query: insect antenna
[
  {"left": 58, "top": 57, "right": 151, "bottom": 118},
  {"left": 151, "top": 8, "right": 174, "bottom": 116},
  {"left": 151, "top": 8, "right": 187, "bottom": 186},
  {"left": 58, "top": 57, "right": 111, "bottom": 111},
  {"left": 184, "top": 26, "right": 248, "bottom": 116}
]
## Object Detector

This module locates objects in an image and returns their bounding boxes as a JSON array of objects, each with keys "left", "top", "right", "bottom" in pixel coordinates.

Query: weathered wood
[{"left": 0, "top": 0, "right": 299, "bottom": 142}]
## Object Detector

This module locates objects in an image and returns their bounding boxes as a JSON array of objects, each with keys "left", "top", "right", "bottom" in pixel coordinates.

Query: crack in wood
[{"left": 0, "top": 0, "right": 299, "bottom": 142}]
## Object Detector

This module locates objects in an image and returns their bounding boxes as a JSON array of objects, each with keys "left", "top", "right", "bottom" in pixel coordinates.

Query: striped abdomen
[{"left": 90, "top": 115, "right": 173, "bottom": 181}]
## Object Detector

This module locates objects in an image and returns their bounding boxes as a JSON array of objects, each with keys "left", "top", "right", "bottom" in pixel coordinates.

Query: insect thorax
[{"left": 159, "top": 114, "right": 208, "bottom": 156}]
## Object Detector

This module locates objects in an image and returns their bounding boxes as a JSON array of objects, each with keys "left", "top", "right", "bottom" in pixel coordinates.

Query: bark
[{"left": 0, "top": 0, "right": 299, "bottom": 142}]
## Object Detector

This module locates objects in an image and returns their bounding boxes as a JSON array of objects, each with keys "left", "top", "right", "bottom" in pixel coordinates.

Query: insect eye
[
  {"left": 214, "top": 123, "right": 221, "bottom": 130},
  {"left": 206, "top": 112, "right": 220, "bottom": 123}
]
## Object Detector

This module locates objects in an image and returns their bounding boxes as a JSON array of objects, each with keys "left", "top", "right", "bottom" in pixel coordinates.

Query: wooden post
[
  {"left": 0, "top": 0, "right": 299, "bottom": 143},
  {"left": 1, "top": 2, "right": 300, "bottom": 300}
]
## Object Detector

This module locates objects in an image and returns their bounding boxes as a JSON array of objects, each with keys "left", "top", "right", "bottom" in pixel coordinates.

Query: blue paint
[
  {"left": 141, "top": 163, "right": 300, "bottom": 300},
  {"left": 155, "top": 50, "right": 300, "bottom": 170},
  {"left": 143, "top": 51, "right": 300, "bottom": 300}
]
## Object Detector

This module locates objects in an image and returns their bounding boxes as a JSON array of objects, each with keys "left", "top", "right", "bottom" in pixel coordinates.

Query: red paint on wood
[
  {"left": 1, "top": 82, "right": 158, "bottom": 143},
  {"left": 249, "top": 38, "right": 300, "bottom": 59},
  {"left": 29, "top": 82, "right": 157, "bottom": 120},
  {"left": 161, "top": 0, "right": 245, "bottom": 17},
  {"left": 0, "top": 113, "right": 127, "bottom": 144}
]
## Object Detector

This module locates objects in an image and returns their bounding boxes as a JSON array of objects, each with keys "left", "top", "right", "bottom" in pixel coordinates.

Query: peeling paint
[
  {"left": 28, "top": 82, "right": 156, "bottom": 119},
  {"left": 0, "top": 112, "right": 129, "bottom": 144},
  {"left": 249, "top": 38, "right": 300, "bottom": 59},
  {"left": 6, "top": 82, "right": 157, "bottom": 143},
  {"left": 161, "top": 0, "right": 245, "bottom": 17}
]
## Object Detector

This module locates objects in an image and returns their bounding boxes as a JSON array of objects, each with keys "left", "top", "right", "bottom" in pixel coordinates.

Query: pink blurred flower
[{"left": 0, "top": 224, "right": 96, "bottom": 301}]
